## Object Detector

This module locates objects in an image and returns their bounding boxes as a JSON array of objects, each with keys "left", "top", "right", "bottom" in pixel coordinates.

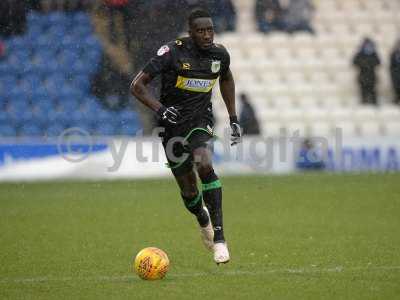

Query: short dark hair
[{"left": 188, "top": 9, "right": 211, "bottom": 28}]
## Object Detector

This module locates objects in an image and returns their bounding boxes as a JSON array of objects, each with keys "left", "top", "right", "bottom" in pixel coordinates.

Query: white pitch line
[{"left": 1, "top": 266, "right": 400, "bottom": 284}]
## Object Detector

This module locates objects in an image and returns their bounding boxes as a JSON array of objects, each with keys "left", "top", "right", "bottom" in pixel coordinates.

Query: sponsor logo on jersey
[
  {"left": 175, "top": 76, "right": 217, "bottom": 93},
  {"left": 157, "top": 45, "right": 170, "bottom": 56},
  {"left": 211, "top": 60, "right": 221, "bottom": 73}
]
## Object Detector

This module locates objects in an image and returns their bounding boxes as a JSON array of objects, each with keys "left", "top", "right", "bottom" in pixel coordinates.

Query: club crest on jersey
[
  {"left": 211, "top": 60, "right": 221, "bottom": 73},
  {"left": 157, "top": 45, "right": 170, "bottom": 56}
]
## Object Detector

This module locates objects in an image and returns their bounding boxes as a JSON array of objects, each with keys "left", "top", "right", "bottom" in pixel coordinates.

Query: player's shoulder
[
  {"left": 156, "top": 37, "right": 189, "bottom": 56},
  {"left": 211, "top": 43, "right": 230, "bottom": 58},
  {"left": 171, "top": 37, "right": 191, "bottom": 49}
]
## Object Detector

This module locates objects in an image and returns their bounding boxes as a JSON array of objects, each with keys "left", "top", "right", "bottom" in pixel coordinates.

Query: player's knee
[
  {"left": 198, "top": 164, "right": 215, "bottom": 182},
  {"left": 181, "top": 188, "right": 198, "bottom": 200},
  {"left": 197, "top": 162, "right": 213, "bottom": 179},
  {"left": 181, "top": 191, "right": 202, "bottom": 215}
]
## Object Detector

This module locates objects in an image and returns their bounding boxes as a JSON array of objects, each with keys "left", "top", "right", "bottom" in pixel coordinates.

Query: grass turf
[{"left": 0, "top": 173, "right": 399, "bottom": 299}]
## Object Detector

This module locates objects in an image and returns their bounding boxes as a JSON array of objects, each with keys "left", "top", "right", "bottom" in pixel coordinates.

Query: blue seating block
[
  {"left": 0, "top": 125, "right": 17, "bottom": 137},
  {"left": 19, "top": 123, "right": 43, "bottom": 137}
]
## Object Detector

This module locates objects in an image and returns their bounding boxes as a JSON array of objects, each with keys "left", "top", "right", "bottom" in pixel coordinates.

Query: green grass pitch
[{"left": 1, "top": 173, "right": 400, "bottom": 299}]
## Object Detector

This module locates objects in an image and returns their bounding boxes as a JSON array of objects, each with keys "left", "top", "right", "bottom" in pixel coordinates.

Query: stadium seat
[
  {"left": 262, "top": 122, "right": 285, "bottom": 137},
  {"left": 94, "top": 123, "right": 116, "bottom": 136},
  {"left": 19, "top": 123, "right": 43, "bottom": 137},
  {"left": 45, "top": 124, "right": 66, "bottom": 137},
  {"left": 120, "top": 123, "right": 140, "bottom": 136},
  {"left": 0, "top": 125, "right": 17, "bottom": 137},
  {"left": 308, "top": 121, "right": 332, "bottom": 138},
  {"left": 333, "top": 121, "right": 358, "bottom": 137},
  {"left": 378, "top": 106, "right": 400, "bottom": 122},
  {"left": 384, "top": 121, "right": 400, "bottom": 136},
  {"left": 286, "top": 121, "right": 308, "bottom": 137},
  {"left": 359, "top": 121, "right": 382, "bottom": 136},
  {"left": 58, "top": 98, "right": 81, "bottom": 112}
]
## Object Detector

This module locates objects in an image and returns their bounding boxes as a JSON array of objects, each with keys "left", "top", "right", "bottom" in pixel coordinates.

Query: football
[{"left": 134, "top": 247, "right": 170, "bottom": 280}]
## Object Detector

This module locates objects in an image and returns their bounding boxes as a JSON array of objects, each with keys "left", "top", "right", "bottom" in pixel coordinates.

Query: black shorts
[{"left": 160, "top": 114, "right": 214, "bottom": 176}]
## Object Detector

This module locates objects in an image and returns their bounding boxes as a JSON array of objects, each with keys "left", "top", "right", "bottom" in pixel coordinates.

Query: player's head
[{"left": 188, "top": 9, "right": 214, "bottom": 50}]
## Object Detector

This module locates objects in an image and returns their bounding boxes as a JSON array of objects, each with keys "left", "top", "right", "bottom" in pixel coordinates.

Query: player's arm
[
  {"left": 131, "top": 73, "right": 180, "bottom": 124},
  {"left": 130, "top": 44, "right": 181, "bottom": 125},
  {"left": 130, "top": 71, "right": 162, "bottom": 112},
  {"left": 219, "top": 69, "right": 237, "bottom": 118},
  {"left": 219, "top": 69, "right": 241, "bottom": 145}
]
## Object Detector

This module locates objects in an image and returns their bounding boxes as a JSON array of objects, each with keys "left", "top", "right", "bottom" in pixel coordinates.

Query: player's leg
[
  {"left": 193, "top": 146, "right": 224, "bottom": 242},
  {"left": 174, "top": 170, "right": 209, "bottom": 226},
  {"left": 174, "top": 170, "right": 214, "bottom": 251},
  {"left": 193, "top": 146, "right": 230, "bottom": 263}
]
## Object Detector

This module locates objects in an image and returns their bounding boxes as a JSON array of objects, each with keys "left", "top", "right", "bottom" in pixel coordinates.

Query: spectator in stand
[
  {"left": 0, "top": 0, "right": 27, "bottom": 37},
  {"left": 390, "top": 39, "right": 400, "bottom": 105},
  {"left": 255, "top": 0, "right": 284, "bottom": 33},
  {"left": 353, "top": 37, "right": 381, "bottom": 105},
  {"left": 0, "top": 40, "right": 6, "bottom": 59},
  {"left": 239, "top": 93, "right": 260, "bottom": 135},
  {"left": 104, "top": 0, "right": 130, "bottom": 46},
  {"left": 296, "top": 139, "right": 326, "bottom": 171},
  {"left": 282, "top": 0, "right": 314, "bottom": 34},
  {"left": 207, "top": 0, "right": 236, "bottom": 33},
  {"left": 34, "top": 0, "right": 91, "bottom": 11}
]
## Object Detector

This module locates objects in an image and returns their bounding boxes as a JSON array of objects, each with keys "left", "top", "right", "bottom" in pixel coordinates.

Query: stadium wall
[{"left": 0, "top": 136, "right": 399, "bottom": 181}]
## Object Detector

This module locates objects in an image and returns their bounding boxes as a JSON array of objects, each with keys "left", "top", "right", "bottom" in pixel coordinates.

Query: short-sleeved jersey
[{"left": 142, "top": 37, "right": 230, "bottom": 123}]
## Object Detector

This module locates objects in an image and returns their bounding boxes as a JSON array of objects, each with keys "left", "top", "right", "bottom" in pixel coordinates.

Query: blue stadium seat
[
  {"left": 26, "top": 23, "right": 42, "bottom": 41},
  {"left": 48, "top": 110, "right": 71, "bottom": 124},
  {"left": 45, "top": 124, "right": 66, "bottom": 137},
  {"left": 33, "top": 35, "right": 57, "bottom": 54},
  {"left": 72, "top": 12, "right": 91, "bottom": 26},
  {"left": 0, "top": 62, "right": 10, "bottom": 76},
  {"left": 70, "top": 110, "right": 86, "bottom": 123},
  {"left": 119, "top": 123, "right": 140, "bottom": 136},
  {"left": 60, "top": 35, "right": 77, "bottom": 49},
  {"left": 0, "top": 10, "right": 110, "bottom": 138},
  {"left": 48, "top": 12, "right": 69, "bottom": 26},
  {"left": 44, "top": 74, "right": 67, "bottom": 92},
  {"left": 27, "top": 11, "right": 42, "bottom": 25},
  {"left": 46, "top": 24, "right": 67, "bottom": 40},
  {"left": 28, "top": 11, "right": 49, "bottom": 28},
  {"left": 58, "top": 98, "right": 81, "bottom": 112},
  {"left": 4, "top": 56, "right": 23, "bottom": 76},
  {"left": 0, "top": 97, "right": 7, "bottom": 109},
  {"left": 70, "top": 74, "right": 90, "bottom": 92},
  {"left": 19, "top": 123, "right": 43, "bottom": 137},
  {"left": 81, "top": 49, "right": 102, "bottom": 65},
  {"left": 30, "top": 86, "right": 50, "bottom": 101},
  {"left": 72, "top": 60, "right": 91, "bottom": 75},
  {"left": 0, "top": 105, "right": 9, "bottom": 121},
  {"left": 19, "top": 110, "right": 35, "bottom": 123},
  {"left": 59, "top": 85, "right": 83, "bottom": 102},
  {"left": 119, "top": 110, "right": 138, "bottom": 121},
  {"left": 10, "top": 48, "right": 32, "bottom": 62},
  {"left": 20, "top": 74, "right": 42, "bottom": 92},
  {"left": 72, "top": 120, "right": 94, "bottom": 135},
  {"left": 0, "top": 75, "right": 16, "bottom": 96},
  {"left": 8, "top": 87, "right": 26, "bottom": 101},
  {"left": 83, "top": 36, "right": 101, "bottom": 51},
  {"left": 71, "top": 25, "right": 93, "bottom": 38},
  {"left": 0, "top": 124, "right": 17, "bottom": 137},
  {"left": 94, "top": 123, "right": 116, "bottom": 136},
  {"left": 6, "top": 36, "right": 30, "bottom": 52},
  {"left": 7, "top": 98, "right": 30, "bottom": 114},
  {"left": 32, "top": 99, "right": 56, "bottom": 123}
]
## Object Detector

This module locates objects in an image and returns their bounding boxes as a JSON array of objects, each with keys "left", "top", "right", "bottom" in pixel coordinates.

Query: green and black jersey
[{"left": 142, "top": 37, "right": 231, "bottom": 124}]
